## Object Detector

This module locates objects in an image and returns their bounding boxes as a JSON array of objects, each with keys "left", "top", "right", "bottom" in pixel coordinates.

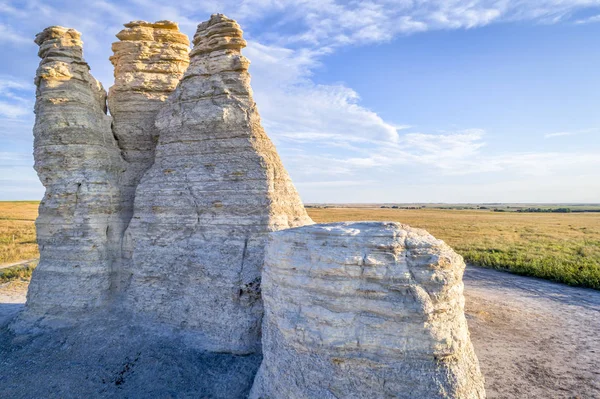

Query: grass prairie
[
  {"left": 307, "top": 207, "right": 600, "bottom": 290},
  {"left": 0, "top": 202, "right": 599, "bottom": 290},
  {"left": 0, "top": 201, "right": 39, "bottom": 265}
]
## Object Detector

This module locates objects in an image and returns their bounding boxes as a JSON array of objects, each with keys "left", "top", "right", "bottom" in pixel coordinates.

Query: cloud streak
[
  {"left": 544, "top": 128, "right": 599, "bottom": 138},
  {"left": 0, "top": 0, "right": 599, "bottom": 201}
]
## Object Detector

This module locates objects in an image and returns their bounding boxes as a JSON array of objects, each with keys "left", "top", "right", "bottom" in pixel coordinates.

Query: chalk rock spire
[
  {"left": 27, "top": 27, "right": 125, "bottom": 316},
  {"left": 107, "top": 20, "right": 190, "bottom": 292},
  {"left": 108, "top": 21, "right": 190, "bottom": 221},
  {"left": 122, "top": 14, "right": 312, "bottom": 353},
  {"left": 250, "top": 222, "right": 486, "bottom": 398}
]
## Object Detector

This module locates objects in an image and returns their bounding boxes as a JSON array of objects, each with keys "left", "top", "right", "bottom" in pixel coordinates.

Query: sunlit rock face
[
  {"left": 250, "top": 222, "right": 486, "bottom": 399},
  {"left": 108, "top": 20, "right": 190, "bottom": 223},
  {"left": 27, "top": 26, "right": 125, "bottom": 316},
  {"left": 24, "top": 18, "right": 484, "bottom": 399},
  {"left": 121, "top": 14, "right": 313, "bottom": 354},
  {"left": 107, "top": 22, "right": 190, "bottom": 291}
]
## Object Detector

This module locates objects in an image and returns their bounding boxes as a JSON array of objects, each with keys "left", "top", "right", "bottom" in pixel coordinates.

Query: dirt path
[
  {"left": 0, "top": 280, "right": 28, "bottom": 326},
  {"left": 1, "top": 267, "right": 598, "bottom": 398},
  {"left": 464, "top": 267, "right": 600, "bottom": 398},
  {"left": 0, "top": 258, "right": 38, "bottom": 270}
]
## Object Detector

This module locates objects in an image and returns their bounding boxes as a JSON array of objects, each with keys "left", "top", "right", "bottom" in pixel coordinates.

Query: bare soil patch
[
  {"left": 464, "top": 267, "right": 600, "bottom": 398},
  {"left": 1, "top": 267, "right": 598, "bottom": 398}
]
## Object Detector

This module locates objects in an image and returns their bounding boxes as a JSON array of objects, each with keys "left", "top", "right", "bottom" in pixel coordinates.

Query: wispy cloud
[
  {"left": 295, "top": 180, "right": 377, "bottom": 188},
  {"left": 0, "top": 76, "right": 34, "bottom": 119},
  {"left": 1, "top": 0, "right": 600, "bottom": 201},
  {"left": 544, "top": 128, "right": 599, "bottom": 138},
  {"left": 175, "top": 0, "right": 600, "bottom": 48},
  {"left": 0, "top": 101, "right": 29, "bottom": 118},
  {"left": 575, "top": 14, "right": 600, "bottom": 24},
  {"left": 246, "top": 41, "right": 403, "bottom": 145},
  {"left": 0, "top": 23, "right": 32, "bottom": 45}
]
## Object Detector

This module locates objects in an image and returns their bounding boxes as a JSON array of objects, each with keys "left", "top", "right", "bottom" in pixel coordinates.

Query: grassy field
[
  {"left": 308, "top": 208, "right": 600, "bottom": 290},
  {"left": 1, "top": 202, "right": 599, "bottom": 290},
  {"left": 0, "top": 201, "right": 39, "bottom": 265},
  {"left": 0, "top": 262, "right": 36, "bottom": 283}
]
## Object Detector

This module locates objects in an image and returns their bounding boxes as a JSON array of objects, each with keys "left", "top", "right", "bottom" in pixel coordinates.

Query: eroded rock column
[
  {"left": 122, "top": 14, "right": 312, "bottom": 353},
  {"left": 107, "top": 20, "right": 190, "bottom": 292},
  {"left": 251, "top": 222, "right": 486, "bottom": 398},
  {"left": 108, "top": 21, "right": 190, "bottom": 223},
  {"left": 27, "top": 27, "right": 125, "bottom": 316}
]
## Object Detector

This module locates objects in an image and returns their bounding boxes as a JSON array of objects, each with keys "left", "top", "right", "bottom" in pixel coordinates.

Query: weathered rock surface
[
  {"left": 26, "top": 27, "right": 125, "bottom": 316},
  {"left": 251, "top": 222, "right": 486, "bottom": 398},
  {"left": 121, "top": 14, "right": 312, "bottom": 354},
  {"left": 108, "top": 20, "right": 189, "bottom": 225},
  {"left": 19, "top": 15, "right": 485, "bottom": 399}
]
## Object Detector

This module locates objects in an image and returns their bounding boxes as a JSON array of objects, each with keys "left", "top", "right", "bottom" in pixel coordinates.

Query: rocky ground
[
  {"left": 1, "top": 267, "right": 598, "bottom": 398},
  {"left": 465, "top": 267, "right": 600, "bottom": 399}
]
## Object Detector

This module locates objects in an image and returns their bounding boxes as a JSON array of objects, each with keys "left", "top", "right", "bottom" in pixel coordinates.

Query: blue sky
[{"left": 1, "top": 0, "right": 599, "bottom": 203}]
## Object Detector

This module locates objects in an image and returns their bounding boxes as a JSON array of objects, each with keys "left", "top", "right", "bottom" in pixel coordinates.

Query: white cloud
[
  {"left": 0, "top": 23, "right": 32, "bottom": 45},
  {"left": 0, "top": 77, "right": 29, "bottom": 91},
  {"left": 171, "top": 0, "right": 600, "bottom": 48},
  {"left": 0, "top": 152, "right": 32, "bottom": 163},
  {"left": 295, "top": 180, "right": 377, "bottom": 188},
  {"left": 0, "top": 76, "right": 33, "bottom": 120},
  {"left": 0, "top": 101, "right": 29, "bottom": 118},
  {"left": 246, "top": 41, "right": 402, "bottom": 145},
  {"left": 1, "top": 0, "right": 600, "bottom": 201},
  {"left": 575, "top": 14, "right": 600, "bottom": 24},
  {"left": 544, "top": 127, "right": 599, "bottom": 138}
]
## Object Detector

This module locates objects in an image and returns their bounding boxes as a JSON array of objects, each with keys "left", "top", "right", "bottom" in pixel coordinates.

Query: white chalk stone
[
  {"left": 121, "top": 14, "right": 313, "bottom": 354},
  {"left": 27, "top": 26, "right": 125, "bottom": 315},
  {"left": 251, "top": 222, "right": 486, "bottom": 398}
]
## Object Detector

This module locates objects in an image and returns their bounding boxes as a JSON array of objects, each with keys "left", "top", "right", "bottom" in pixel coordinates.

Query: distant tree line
[
  {"left": 515, "top": 208, "right": 572, "bottom": 213},
  {"left": 380, "top": 206, "right": 426, "bottom": 209}
]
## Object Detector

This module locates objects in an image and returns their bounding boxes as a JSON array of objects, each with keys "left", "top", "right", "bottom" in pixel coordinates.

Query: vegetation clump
[{"left": 0, "top": 263, "right": 36, "bottom": 283}]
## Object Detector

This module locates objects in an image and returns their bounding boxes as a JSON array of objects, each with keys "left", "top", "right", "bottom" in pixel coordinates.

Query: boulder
[{"left": 251, "top": 222, "right": 486, "bottom": 398}]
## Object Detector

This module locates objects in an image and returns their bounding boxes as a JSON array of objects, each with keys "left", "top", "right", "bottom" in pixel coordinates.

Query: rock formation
[
  {"left": 250, "top": 222, "right": 486, "bottom": 398},
  {"left": 108, "top": 20, "right": 189, "bottom": 224},
  {"left": 19, "top": 15, "right": 485, "bottom": 399},
  {"left": 28, "top": 26, "right": 125, "bottom": 315},
  {"left": 107, "top": 21, "right": 190, "bottom": 291},
  {"left": 121, "top": 14, "right": 312, "bottom": 353}
]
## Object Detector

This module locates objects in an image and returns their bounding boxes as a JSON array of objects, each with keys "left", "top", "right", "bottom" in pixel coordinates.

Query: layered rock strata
[
  {"left": 108, "top": 21, "right": 189, "bottom": 217},
  {"left": 250, "top": 222, "right": 486, "bottom": 398},
  {"left": 122, "top": 14, "right": 312, "bottom": 353},
  {"left": 108, "top": 22, "right": 190, "bottom": 291},
  {"left": 27, "top": 27, "right": 125, "bottom": 315}
]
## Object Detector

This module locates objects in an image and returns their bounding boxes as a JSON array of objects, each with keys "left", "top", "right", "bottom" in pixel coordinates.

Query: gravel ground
[{"left": 1, "top": 267, "right": 598, "bottom": 398}]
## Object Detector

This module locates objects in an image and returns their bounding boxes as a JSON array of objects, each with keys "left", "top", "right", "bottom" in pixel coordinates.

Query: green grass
[
  {"left": 0, "top": 263, "right": 36, "bottom": 283},
  {"left": 308, "top": 208, "right": 600, "bottom": 290}
]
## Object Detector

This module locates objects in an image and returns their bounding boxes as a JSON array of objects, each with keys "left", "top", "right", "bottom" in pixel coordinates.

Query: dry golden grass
[
  {"left": 0, "top": 201, "right": 39, "bottom": 265},
  {"left": 308, "top": 208, "right": 600, "bottom": 289},
  {"left": 1, "top": 202, "right": 599, "bottom": 289}
]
